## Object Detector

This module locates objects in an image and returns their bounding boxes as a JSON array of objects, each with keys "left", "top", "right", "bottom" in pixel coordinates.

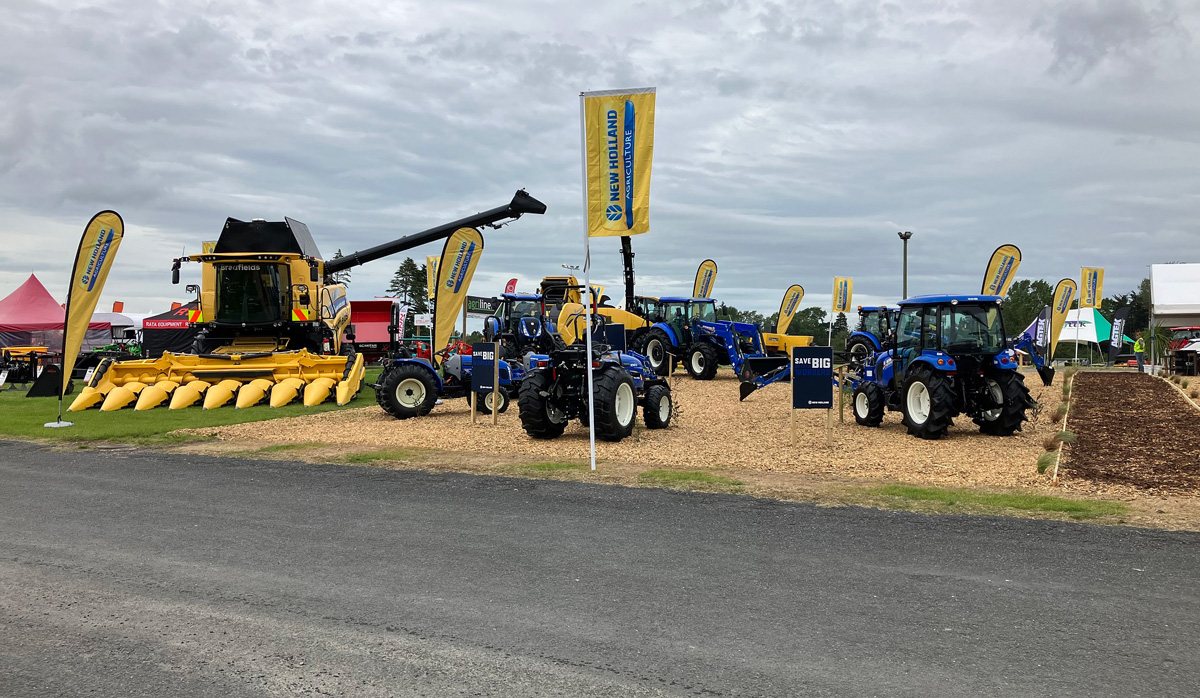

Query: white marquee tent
[{"left": 1150, "top": 263, "right": 1200, "bottom": 328}]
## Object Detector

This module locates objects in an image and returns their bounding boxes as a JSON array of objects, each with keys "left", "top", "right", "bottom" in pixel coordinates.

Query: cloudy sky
[{"left": 2, "top": 0, "right": 1198, "bottom": 320}]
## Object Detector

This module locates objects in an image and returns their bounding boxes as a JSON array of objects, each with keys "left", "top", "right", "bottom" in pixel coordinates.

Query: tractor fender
[
  {"left": 848, "top": 330, "right": 882, "bottom": 351},
  {"left": 910, "top": 355, "right": 955, "bottom": 373},
  {"left": 865, "top": 352, "right": 895, "bottom": 387},
  {"left": 650, "top": 322, "right": 681, "bottom": 349},
  {"left": 388, "top": 358, "right": 444, "bottom": 392},
  {"left": 991, "top": 348, "right": 1020, "bottom": 370}
]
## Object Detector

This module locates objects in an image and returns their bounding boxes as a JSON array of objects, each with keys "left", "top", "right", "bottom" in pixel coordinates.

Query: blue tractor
[
  {"left": 483, "top": 293, "right": 564, "bottom": 360},
  {"left": 632, "top": 297, "right": 784, "bottom": 381},
  {"left": 845, "top": 305, "right": 897, "bottom": 368},
  {"left": 849, "top": 295, "right": 1051, "bottom": 440},
  {"left": 519, "top": 315, "right": 672, "bottom": 442},
  {"left": 375, "top": 344, "right": 523, "bottom": 419}
]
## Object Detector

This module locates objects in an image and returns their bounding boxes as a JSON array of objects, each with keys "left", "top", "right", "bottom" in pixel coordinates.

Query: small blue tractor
[
  {"left": 631, "top": 297, "right": 785, "bottom": 382},
  {"left": 849, "top": 295, "right": 1051, "bottom": 440},
  {"left": 483, "top": 293, "right": 565, "bottom": 360},
  {"left": 845, "top": 305, "right": 898, "bottom": 368},
  {"left": 375, "top": 343, "right": 524, "bottom": 419},
  {"left": 519, "top": 316, "right": 671, "bottom": 442}
]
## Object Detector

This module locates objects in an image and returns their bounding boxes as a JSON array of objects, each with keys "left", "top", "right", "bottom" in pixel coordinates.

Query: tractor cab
[
  {"left": 484, "top": 293, "right": 559, "bottom": 358},
  {"left": 889, "top": 296, "right": 1012, "bottom": 377}
]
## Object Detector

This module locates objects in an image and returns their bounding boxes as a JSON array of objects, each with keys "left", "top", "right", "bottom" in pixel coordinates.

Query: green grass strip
[
  {"left": 870, "top": 484, "right": 1127, "bottom": 519},
  {"left": 343, "top": 448, "right": 413, "bottom": 463},
  {"left": 523, "top": 461, "right": 589, "bottom": 472},
  {"left": 640, "top": 469, "right": 744, "bottom": 487}
]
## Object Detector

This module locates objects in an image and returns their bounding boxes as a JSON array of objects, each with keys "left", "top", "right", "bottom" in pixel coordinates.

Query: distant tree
[
  {"left": 386, "top": 257, "right": 432, "bottom": 336},
  {"left": 1002, "top": 279, "right": 1053, "bottom": 336},
  {"left": 832, "top": 312, "right": 848, "bottom": 335},
  {"left": 328, "top": 249, "right": 352, "bottom": 287}
]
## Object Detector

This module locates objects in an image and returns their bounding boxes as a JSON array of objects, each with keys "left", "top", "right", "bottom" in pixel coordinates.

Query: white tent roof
[
  {"left": 1057, "top": 308, "right": 1104, "bottom": 345},
  {"left": 1151, "top": 263, "right": 1200, "bottom": 324}
]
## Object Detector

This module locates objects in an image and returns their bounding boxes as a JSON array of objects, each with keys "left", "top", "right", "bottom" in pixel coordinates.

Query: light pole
[{"left": 897, "top": 231, "right": 913, "bottom": 299}]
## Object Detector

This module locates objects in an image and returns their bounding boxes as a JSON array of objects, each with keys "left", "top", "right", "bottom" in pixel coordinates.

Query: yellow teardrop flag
[
  {"left": 1080, "top": 267, "right": 1104, "bottom": 309},
  {"left": 432, "top": 228, "right": 484, "bottom": 356},
  {"left": 62, "top": 211, "right": 125, "bottom": 396},
  {"left": 981, "top": 244, "right": 1022, "bottom": 297},
  {"left": 776, "top": 285, "right": 805, "bottom": 335},
  {"left": 832, "top": 278, "right": 853, "bottom": 314},
  {"left": 1050, "top": 278, "right": 1077, "bottom": 357},
  {"left": 693, "top": 259, "right": 718, "bottom": 298}
]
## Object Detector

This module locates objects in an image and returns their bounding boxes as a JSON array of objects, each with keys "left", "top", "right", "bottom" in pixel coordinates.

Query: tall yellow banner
[
  {"left": 433, "top": 228, "right": 483, "bottom": 356},
  {"left": 1080, "top": 267, "right": 1104, "bottom": 309},
  {"left": 832, "top": 277, "right": 853, "bottom": 314},
  {"left": 1050, "top": 278, "right": 1077, "bottom": 357},
  {"left": 582, "top": 87, "right": 656, "bottom": 237},
  {"left": 693, "top": 259, "right": 717, "bottom": 298},
  {"left": 776, "top": 285, "right": 805, "bottom": 335},
  {"left": 981, "top": 244, "right": 1022, "bottom": 297},
  {"left": 62, "top": 211, "right": 125, "bottom": 396},
  {"left": 425, "top": 256, "right": 439, "bottom": 300}
]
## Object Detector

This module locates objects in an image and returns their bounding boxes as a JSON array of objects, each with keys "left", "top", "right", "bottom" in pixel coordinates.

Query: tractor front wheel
[
  {"left": 900, "top": 365, "right": 955, "bottom": 440},
  {"left": 477, "top": 389, "right": 510, "bottom": 414},
  {"left": 852, "top": 382, "right": 885, "bottom": 427},
  {"left": 518, "top": 370, "right": 567, "bottom": 439},
  {"left": 973, "top": 370, "right": 1031, "bottom": 436},
  {"left": 642, "top": 384, "right": 672, "bottom": 429},
  {"left": 686, "top": 343, "right": 720, "bottom": 380},
  {"left": 377, "top": 363, "right": 439, "bottom": 420},
  {"left": 635, "top": 328, "right": 672, "bottom": 376},
  {"left": 592, "top": 367, "right": 637, "bottom": 442}
]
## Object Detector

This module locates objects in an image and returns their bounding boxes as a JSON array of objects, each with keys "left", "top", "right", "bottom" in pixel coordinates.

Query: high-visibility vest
[{"left": 1134, "top": 338, "right": 1145, "bottom": 353}]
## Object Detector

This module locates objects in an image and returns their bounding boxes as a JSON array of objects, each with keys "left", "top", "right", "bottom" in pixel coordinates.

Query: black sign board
[
  {"left": 791, "top": 346, "right": 833, "bottom": 410},
  {"left": 466, "top": 296, "right": 500, "bottom": 317},
  {"left": 471, "top": 342, "right": 497, "bottom": 393},
  {"left": 593, "top": 323, "right": 626, "bottom": 351}
]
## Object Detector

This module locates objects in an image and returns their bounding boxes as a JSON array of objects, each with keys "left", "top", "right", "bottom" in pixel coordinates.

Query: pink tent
[{"left": 0, "top": 274, "right": 109, "bottom": 350}]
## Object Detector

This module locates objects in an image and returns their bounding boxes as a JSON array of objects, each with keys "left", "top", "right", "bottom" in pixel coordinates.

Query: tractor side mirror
[
  {"left": 309, "top": 261, "right": 319, "bottom": 282},
  {"left": 171, "top": 259, "right": 181, "bottom": 284}
]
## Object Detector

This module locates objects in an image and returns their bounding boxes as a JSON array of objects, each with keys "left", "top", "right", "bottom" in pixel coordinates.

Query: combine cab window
[
  {"left": 215, "top": 263, "right": 288, "bottom": 325},
  {"left": 943, "top": 304, "right": 1006, "bottom": 355},
  {"left": 692, "top": 302, "right": 717, "bottom": 323}
]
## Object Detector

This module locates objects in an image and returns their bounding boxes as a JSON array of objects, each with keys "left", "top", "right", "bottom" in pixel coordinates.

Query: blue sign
[
  {"left": 471, "top": 342, "right": 497, "bottom": 393},
  {"left": 792, "top": 346, "right": 833, "bottom": 410}
]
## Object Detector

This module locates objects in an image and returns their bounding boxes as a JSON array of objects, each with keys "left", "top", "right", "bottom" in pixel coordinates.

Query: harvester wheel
[
  {"left": 973, "top": 369, "right": 1031, "bottom": 436},
  {"left": 642, "top": 384, "right": 672, "bottom": 429},
  {"left": 635, "top": 328, "right": 672, "bottom": 376},
  {"left": 377, "top": 363, "right": 438, "bottom": 420},
  {"left": 685, "top": 343, "right": 720, "bottom": 380},
  {"left": 901, "top": 365, "right": 955, "bottom": 440},
  {"left": 852, "top": 382, "right": 885, "bottom": 427},
  {"left": 592, "top": 367, "right": 637, "bottom": 442},
  {"left": 518, "top": 371, "right": 567, "bottom": 439},
  {"left": 847, "top": 338, "right": 873, "bottom": 368}
]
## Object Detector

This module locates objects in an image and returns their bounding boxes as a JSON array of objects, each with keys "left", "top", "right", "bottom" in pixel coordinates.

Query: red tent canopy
[{"left": 0, "top": 274, "right": 109, "bottom": 332}]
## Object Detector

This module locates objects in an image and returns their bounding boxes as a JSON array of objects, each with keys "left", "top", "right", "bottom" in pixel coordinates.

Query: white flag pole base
[{"left": 44, "top": 421, "right": 74, "bottom": 428}]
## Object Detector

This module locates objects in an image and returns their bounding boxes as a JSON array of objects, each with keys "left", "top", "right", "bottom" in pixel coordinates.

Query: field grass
[
  {"left": 868, "top": 484, "right": 1128, "bottom": 520},
  {"left": 342, "top": 448, "right": 413, "bottom": 463},
  {"left": 0, "top": 367, "right": 382, "bottom": 444},
  {"left": 640, "top": 469, "right": 744, "bottom": 491},
  {"left": 522, "top": 461, "right": 589, "bottom": 472}
]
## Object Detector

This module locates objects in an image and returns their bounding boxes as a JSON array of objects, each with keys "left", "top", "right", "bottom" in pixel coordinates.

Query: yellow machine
[
  {"left": 541, "top": 275, "right": 658, "bottom": 346},
  {"left": 761, "top": 332, "right": 814, "bottom": 355},
  {"left": 70, "top": 190, "right": 545, "bottom": 412}
]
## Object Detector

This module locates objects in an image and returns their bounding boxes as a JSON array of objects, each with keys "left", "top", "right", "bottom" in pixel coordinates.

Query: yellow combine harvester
[{"left": 70, "top": 190, "right": 545, "bottom": 412}]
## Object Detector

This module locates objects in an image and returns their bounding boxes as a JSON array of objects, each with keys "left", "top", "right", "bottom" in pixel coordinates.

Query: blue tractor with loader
[
  {"left": 632, "top": 297, "right": 786, "bottom": 382},
  {"left": 519, "top": 313, "right": 672, "bottom": 442},
  {"left": 848, "top": 295, "right": 1052, "bottom": 440}
]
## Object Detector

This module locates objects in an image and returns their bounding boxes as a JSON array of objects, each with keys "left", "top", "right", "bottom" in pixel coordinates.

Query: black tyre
[
  {"left": 592, "top": 367, "right": 637, "bottom": 442},
  {"left": 376, "top": 363, "right": 439, "bottom": 420},
  {"left": 973, "top": 370, "right": 1032, "bottom": 436},
  {"left": 477, "top": 389, "right": 510, "bottom": 414},
  {"left": 847, "top": 337, "right": 874, "bottom": 368},
  {"left": 627, "top": 327, "right": 648, "bottom": 354},
  {"left": 852, "top": 382, "right": 885, "bottom": 427},
  {"left": 634, "top": 328, "right": 672, "bottom": 376},
  {"left": 900, "top": 364, "right": 956, "bottom": 440},
  {"left": 685, "top": 342, "right": 720, "bottom": 380},
  {"left": 642, "top": 383, "right": 672, "bottom": 429},
  {"left": 518, "top": 370, "right": 567, "bottom": 439}
]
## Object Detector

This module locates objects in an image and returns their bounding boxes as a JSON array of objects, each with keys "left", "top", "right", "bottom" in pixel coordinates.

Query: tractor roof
[
  {"left": 215, "top": 216, "right": 323, "bottom": 259},
  {"left": 899, "top": 294, "right": 1004, "bottom": 306},
  {"left": 658, "top": 296, "right": 716, "bottom": 303},
  {"left": 857, "top": 305, "right": 894, "bottom": 312},
  {"left": 502, "top": 293, "right": 542, "bottom": 301}
]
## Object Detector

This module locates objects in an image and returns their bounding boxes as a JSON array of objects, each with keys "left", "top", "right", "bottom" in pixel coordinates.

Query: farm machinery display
[
  {"left": 375, "top": 342, "right": 522, "bottom": 418},
  {"left": 69, "top": 189, "right": 546, "bottom": 412},
  {"left": 483, "top": 293, "right": 564, "bottom": 359},
  {"left": 845, "top": 306, "right": 897, "bottom": 368},
  {"left": 848, "top": 295, "right": 1051, "bottom": 440},
  {"left": 518, "top": 313, "right": 671, "bottom": 442}
]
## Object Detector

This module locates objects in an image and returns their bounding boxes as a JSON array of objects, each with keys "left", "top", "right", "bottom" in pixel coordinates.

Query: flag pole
[{"left": 579, "top": 92, "right": 597, "bottom": 471}]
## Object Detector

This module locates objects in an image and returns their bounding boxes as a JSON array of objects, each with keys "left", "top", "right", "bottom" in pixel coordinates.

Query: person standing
[{"left": 1134, "top": 332, "right": 1146, "bottom": 372}]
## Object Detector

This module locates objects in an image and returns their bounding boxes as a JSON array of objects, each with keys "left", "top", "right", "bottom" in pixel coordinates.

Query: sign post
[
  {"left": 472, "top": 342, "right": 498, "bottom": 426},
  {"left": 791, "top": 346, "right": 835, "bottom": 449}
]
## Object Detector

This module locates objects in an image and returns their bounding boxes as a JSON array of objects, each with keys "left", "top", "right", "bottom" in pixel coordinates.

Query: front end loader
[{"left": 70, "top": 190, "right": 545, "bottom": 412}]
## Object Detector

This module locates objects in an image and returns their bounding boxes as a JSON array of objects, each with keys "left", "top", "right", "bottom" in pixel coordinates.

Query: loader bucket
[
  {"left": 1036, "top": 364, "right": 1055, "bottom": 387},
  {"left": 67, "top": 350, "right": 367, "bottom": 412},
  {"left": 739, "top": 381, "right": 759, "bottom": 402}
]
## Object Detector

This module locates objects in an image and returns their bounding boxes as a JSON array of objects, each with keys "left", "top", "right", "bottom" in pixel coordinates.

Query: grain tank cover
[{"left": 213, "top": 216, "right": 323, "bottom": 259}]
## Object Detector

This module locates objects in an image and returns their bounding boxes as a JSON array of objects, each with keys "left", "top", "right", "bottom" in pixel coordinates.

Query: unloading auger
[{"left": 69, "top": 190, "right": 546, "bottom": 412}]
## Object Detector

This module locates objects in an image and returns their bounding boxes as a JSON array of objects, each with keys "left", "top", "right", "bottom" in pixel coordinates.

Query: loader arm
[{"left": 1013, "top": 331, "right": 1055, "bottom": 386}]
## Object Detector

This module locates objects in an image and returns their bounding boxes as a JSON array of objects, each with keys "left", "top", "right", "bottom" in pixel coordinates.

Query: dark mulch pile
[{"left": 1063, "top": 372, "right": 1200, "bottom": 495}]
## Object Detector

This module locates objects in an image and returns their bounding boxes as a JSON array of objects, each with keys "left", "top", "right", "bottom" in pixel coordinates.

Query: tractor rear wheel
[
  {"left": 900, "top": 365, "right": 955, "bottom": 440},
  {"left": 642, "top": 384, "right": 672, "bottom": 429},
  {"left": 592, "top": 367, "right": 637, "bottom": 442},
  {"left": 852, "top": 382, "right": 885, "bottom": 427},
  {"left": 377, "top": 363, "right": 438, "bottom": 420},
  {"left": 634, "top": 328, "right": 672, "bottom": 376},
  {"left": 973, "top": 369, "right": 1031, "bottom": 436},
  {"left": 686, "top": 342, "right": 720, "bottom": 380},
  {"left": 518, "top": 370, "right": 567, "bottom": 439},
  {"left": 847, "top": 337, "right": 874, "bottom": 369}
]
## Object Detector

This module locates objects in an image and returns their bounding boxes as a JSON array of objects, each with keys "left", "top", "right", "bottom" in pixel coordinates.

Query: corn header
[{"left": 70, "top": 190, "right": 545, "bottom": 412}]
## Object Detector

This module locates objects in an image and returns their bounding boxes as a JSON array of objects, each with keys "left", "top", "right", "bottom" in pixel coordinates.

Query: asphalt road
[{"left": 2, "top": 442, "right": 1197, "bottom": 697}]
